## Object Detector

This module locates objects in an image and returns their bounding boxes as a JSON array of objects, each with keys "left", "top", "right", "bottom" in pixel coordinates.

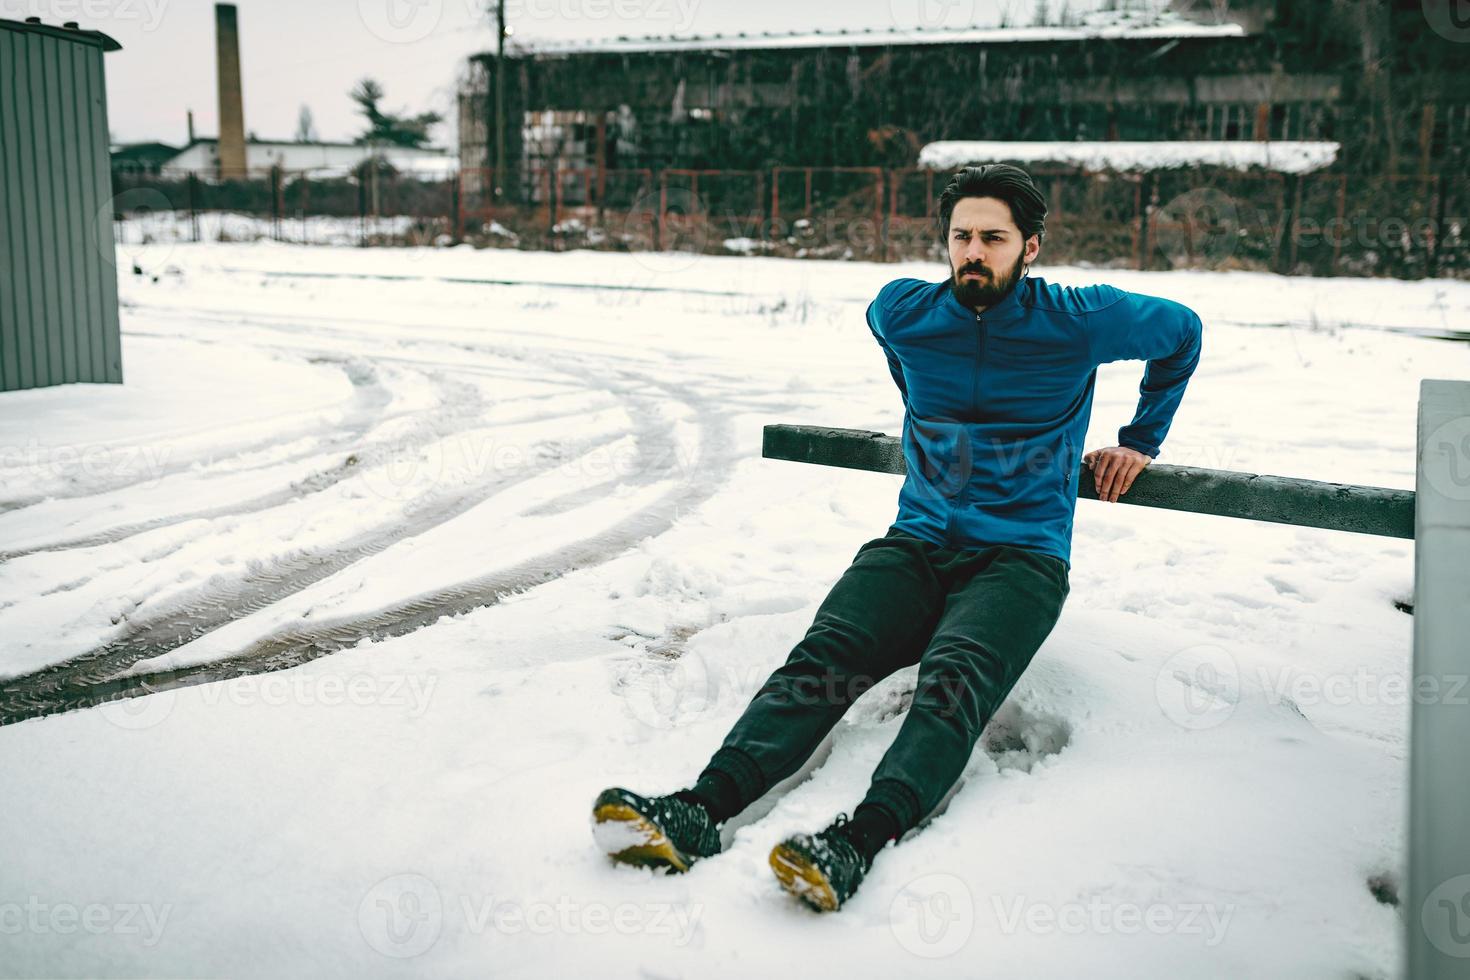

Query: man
[{"left": 591, "top": 163, "right": 1204, "bottom": 912}]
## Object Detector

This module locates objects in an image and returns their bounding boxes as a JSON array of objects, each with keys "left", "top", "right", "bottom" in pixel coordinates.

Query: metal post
[
  {"left": 451, "top": 172, "right": 462, "bottom": 244},
  {"left": 186, "top": 171, "right": 200, "bottom": 243},
  {"left": 1406, "top": 379, "right": 1470, "bottom": 978},
  {"left": 1137, "top": 172, "right": 1154, "bottom": 271},
  {"left": 270, "top": 164, "right": 282, "bottom": 242},
  {"left": 494, "top": 0, "right": 506, "bottom": 201}
]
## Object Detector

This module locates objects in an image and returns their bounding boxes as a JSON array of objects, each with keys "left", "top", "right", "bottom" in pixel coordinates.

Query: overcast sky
[{"left": 5, "top": 0, "right": 1164, "bottom": 146}]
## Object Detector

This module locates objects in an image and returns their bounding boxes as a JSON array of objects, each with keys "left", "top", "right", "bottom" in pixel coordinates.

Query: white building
[{"left": 162, "top": 137, "right": 456, "bottom": 180}]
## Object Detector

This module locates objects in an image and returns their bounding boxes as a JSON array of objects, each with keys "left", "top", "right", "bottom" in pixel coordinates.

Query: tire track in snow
[
  {"left": 0, "top": 419, "right": 643, "bottom": 722},
  {"left": 0, "top": 367, "right": 735, "bottom": 728},
  {"left": 0, "top": 353, "right": 398, "bottom": 514},
  {"left": 0, "top": 386, "right": 607, "bottom": 561},
  {"left": 0, "top": 340, "right": 734, "bottom": 725}
]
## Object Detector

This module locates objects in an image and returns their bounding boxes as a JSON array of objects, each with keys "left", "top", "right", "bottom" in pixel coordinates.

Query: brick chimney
[{"left": 215, "top": 3, "right": 247, "bottom": 178}]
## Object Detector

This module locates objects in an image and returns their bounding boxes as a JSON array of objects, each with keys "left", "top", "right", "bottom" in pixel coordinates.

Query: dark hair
[{"left": 937, "top": 164, "right": 1048, "bottom": 244}]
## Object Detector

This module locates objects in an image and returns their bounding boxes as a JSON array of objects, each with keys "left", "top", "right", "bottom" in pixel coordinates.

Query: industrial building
[{"left": 458, "top": 0, "right": 1466, "bottom": 199}]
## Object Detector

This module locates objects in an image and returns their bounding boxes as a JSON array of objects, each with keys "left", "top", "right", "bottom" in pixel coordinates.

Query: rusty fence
[{"left": 109, "top": 165, "right": 1467, "bottom": 278}]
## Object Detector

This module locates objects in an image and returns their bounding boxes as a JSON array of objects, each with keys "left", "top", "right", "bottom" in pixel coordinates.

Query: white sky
[{"left": 0, "top": 0, "right": 1176, "bottom": 146}]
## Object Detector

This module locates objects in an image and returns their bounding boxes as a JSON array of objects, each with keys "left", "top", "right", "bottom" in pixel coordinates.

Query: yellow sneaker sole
[
  {"left": 592, "top": 801, "right": 692, "bottom": 872},
  {"left": 769, "top": 842, "right": 839, "bottom": 912}
]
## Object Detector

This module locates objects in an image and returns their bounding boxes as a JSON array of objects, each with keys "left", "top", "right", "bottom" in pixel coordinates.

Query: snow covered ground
[{"left": 2, "top": 240, "right": 1468, "bottom": 978}]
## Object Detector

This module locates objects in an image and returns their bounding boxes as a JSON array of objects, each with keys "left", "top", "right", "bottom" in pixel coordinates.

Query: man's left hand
[{"left": 1081, "top": 445, "right": 1152, "bottom": 502}]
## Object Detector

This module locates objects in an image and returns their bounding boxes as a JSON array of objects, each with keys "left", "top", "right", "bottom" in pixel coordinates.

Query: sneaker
[
  {"left": 591, "top": 787, "right": 721, "bottom": 873},
  {"left": 768, "top": 813, "right": 873, "bottom": 912}
]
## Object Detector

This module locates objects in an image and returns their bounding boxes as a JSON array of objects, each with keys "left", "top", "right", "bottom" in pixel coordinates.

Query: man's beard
[{"left": 950, "top": 250, "right": 1027, "bottom": 310}]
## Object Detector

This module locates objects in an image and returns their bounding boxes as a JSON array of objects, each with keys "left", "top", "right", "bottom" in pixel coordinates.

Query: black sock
[
  {"left": 673, "top": 768, "right": 743, "bottom": 825},
  {"left": 841, "top": 803, "right": 900, "bottom": 865}
]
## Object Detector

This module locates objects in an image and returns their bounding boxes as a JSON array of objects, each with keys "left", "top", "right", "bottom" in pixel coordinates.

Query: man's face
[{"left": 946, "top": 196, "right": 1040, "bottom": 310}]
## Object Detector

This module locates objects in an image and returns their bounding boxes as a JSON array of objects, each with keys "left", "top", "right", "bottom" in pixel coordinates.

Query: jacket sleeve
[
  {"left": 866, "top": 299, "right": 910, "bottom": 412},
  {"left": 1087, "top": 290, "right": 1203, "bottom": 459}
]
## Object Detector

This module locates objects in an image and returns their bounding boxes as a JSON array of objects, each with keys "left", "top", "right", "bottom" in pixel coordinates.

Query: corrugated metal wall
[{"left": 0, "top": 20, "right": 123, "bottom": 392}]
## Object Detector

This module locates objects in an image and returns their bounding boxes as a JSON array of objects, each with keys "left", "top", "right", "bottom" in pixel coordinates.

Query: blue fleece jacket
[{"left": 866, "top": 273, "right": 1203, "bottom": 570}]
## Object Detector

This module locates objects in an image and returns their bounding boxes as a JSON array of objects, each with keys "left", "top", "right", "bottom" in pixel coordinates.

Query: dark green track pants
[{"left": 702, "top": 526, "right": 1071, "bottom": 832}]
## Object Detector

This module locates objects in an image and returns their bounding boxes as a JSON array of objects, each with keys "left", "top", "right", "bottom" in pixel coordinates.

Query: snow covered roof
[
  {"left": 918, "top": 140, "right": 1341, "bottom": 175},
  {"left": 509, "top": 19, "right": 1245, "bottom": 57}
]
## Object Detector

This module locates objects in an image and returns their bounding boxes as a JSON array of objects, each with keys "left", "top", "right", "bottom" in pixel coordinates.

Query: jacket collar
[{"left": 940, "top": 270, "right": 1034, "bottom": 325}]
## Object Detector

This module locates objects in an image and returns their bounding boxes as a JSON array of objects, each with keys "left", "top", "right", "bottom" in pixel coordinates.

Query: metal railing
[{"left": 109, "top": 165, "right": 1467, "bottom": 277}]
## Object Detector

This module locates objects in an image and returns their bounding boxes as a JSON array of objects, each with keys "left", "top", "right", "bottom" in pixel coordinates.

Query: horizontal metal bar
[{"left": 762, "top": 423, "right": 1415, "bottom": 539}]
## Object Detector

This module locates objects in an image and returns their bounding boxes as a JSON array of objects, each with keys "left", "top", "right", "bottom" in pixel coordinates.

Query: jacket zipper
[
  {"left": 945, "top": 311, "right": 986, "bottom": 547},
  {"left": 973, "top": 311, "right": 984, "bottom": 415}
]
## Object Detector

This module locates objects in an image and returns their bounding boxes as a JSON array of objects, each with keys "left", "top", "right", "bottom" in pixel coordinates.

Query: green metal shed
[{"left": 0, "top": 16, "right": 124, "bottom": 392}]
